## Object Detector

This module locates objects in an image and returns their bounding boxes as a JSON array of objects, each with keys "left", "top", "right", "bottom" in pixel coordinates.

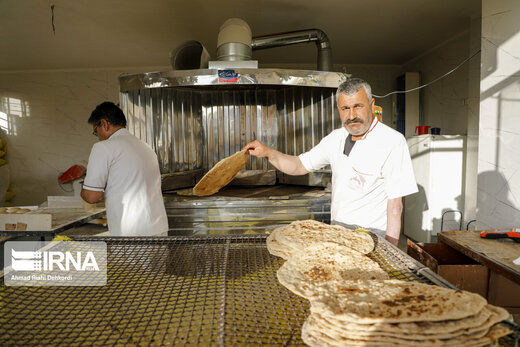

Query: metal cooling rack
[
  {"left": 367, "top": 234, "right": 459, "bottom": 287},
  {"left": 1, "top": 234, "right": 518, "bottom": 346}
]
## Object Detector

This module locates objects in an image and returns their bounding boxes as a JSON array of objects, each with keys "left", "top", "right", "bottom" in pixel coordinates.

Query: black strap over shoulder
[{"left": 343, "top": 134, "right": 356, "bottom": 156}]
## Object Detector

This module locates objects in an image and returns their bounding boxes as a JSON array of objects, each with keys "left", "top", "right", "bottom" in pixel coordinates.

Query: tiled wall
[
  {"left": 477, "top": 0, "right": 520, "bottom": 228},
  {"left": 402, "top": 32, "right": 472, "bottom": 135},
  {"left": 464, "top": 17, "right": 483, "bottom": 224},
  {"left": 0, "top": 67, "right": 167, "bottom": 205}
]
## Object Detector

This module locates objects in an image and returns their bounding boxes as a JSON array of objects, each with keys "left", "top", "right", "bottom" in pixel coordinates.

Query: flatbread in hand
[{"left": 193, "top": 150, "right": 249, "bottom": 196}]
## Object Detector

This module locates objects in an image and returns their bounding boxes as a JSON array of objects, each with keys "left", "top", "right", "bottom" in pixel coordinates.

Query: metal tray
[{"left": 1, "top": 234, "right": 518, "bottom": 345}]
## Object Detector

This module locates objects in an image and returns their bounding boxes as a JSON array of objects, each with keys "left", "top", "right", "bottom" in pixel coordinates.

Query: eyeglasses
[{"left": 92, "top": 124, "right": 100, "bottom": 137}]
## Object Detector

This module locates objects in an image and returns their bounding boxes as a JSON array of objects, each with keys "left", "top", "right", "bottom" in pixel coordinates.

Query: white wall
[
  {"left": 0, "top": 66, "right": 167, "bottom": 205},
  {"left": 463, "top": 16, "right": 482, "bottom": 224},
  {"left": 398, "top": 25, "right": 485, "bottom": 227},
  {"left": 477, "top": 0, "right": 520, "bottom": 228},
  {"left": 404, "top": 72, "right": 420, "bottom": 137},
  {"left": 402, "top": 31, "right": 472, "bottom": 135}
]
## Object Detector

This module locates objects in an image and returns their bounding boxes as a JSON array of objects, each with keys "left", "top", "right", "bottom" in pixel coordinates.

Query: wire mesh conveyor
[{"left": 1, "top": 234, "right": 518, "bottom": 345}]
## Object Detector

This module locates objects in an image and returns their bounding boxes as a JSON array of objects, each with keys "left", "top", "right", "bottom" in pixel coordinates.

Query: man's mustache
[{"left": 344, "top": 118, "right": 364, "bottom": 126}]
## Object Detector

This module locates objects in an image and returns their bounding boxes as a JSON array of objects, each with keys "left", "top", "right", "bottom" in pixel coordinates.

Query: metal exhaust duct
[
  {"left": 215, "top": 18, "right": 332, "bottom": 71},
  {"left": 252, "top": 29, "right": 333, "bottom": 71},
  {"left": 216, "top": 18, "right": 253, "bottom": 62},
  {"left": 170, "top": 40, "right": 210, "bottom": 70}
]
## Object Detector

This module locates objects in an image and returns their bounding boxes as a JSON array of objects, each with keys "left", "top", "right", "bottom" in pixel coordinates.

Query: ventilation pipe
[
  {"left": 251, "top": 29, "right": 333, "bottom": 71},
  {"left": 170, "top": 40, "right": 210, "bottom": 70},
  {"left": 215, "top": 19, "right": 332, "bottom": 71},
  {"left": 216, "top": 18, "right": 253, "bottom": 61}
]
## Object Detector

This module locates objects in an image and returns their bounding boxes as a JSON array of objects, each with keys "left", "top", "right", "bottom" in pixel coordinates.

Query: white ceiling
[{"left": 0, "top": 0, "right": 480, "bottom": 70}]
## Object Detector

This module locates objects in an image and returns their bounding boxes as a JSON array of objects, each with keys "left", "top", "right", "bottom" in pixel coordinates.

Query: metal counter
[{"left": 164, "top": 186, "right": 331, "bottom": 235}]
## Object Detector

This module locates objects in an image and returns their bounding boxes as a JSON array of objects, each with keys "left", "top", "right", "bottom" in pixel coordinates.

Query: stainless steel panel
[
  {"left": 163, "top": 187, "right": 331, "bottom": 235},
  {"left": 161, "top": 170, "right": 204, "bottom": 191},
  {"left": 121, "top": 88, "right": 203, "bottom": 174},
  {"left": 119, "top": 68, "right": 349, "bottom": 92},
  {"left": 121, "top": 85, "right": 340, "bottom": 176}
]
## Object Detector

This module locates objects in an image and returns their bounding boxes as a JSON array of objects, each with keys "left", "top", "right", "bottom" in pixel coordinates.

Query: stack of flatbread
[
  {"left": 266, "top": 219, "right": 513, "bottom": 346},
  {"left": 303, "top": 280, "right": 511, "bottom": 346},
  {"left": 267, "top": 220, "right": 375, "bottom": 259}
]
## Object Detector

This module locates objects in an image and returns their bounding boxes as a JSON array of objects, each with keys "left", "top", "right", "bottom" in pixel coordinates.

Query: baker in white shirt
[
  {"left": 81, "top": 102, "right": 168, "bottom": 236},
  {"left": 243, "top": 78, "right": 417, "bottom": 245}
]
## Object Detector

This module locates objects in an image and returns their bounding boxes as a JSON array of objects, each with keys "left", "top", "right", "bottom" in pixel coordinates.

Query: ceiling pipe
[{"left": 252, "top": 29, "right": 333, "bottom": 71}]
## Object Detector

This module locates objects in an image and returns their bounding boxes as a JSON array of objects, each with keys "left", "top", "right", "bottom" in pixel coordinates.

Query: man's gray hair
[{"left": 336, "top": 78, "right": 373, "bottom": 102}]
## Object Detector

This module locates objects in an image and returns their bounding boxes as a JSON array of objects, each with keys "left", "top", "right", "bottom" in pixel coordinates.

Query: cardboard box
[
  {"left": 407, "top": 240, "right": 489, "bottom": 298},
  {"left": 487, "top": 270, "right": 520, "bottom": 313}
]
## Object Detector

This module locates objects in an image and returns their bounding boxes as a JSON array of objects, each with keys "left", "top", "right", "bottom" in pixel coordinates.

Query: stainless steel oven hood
[{"left": 119, "top": 68, "right": 350, "bottom": 190}]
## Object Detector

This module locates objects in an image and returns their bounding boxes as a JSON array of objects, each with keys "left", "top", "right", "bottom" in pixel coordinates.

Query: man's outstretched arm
[{"left": 243, "top": 140, "right": 309, "bottom": 176}]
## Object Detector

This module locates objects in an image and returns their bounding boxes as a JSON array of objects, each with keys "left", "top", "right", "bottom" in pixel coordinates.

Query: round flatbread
[
  {"left": 266, "top": 230, "right": 294, "bottom": 259},
  {"left": 274, "top": 220, "right": 375, "bottom": 255},
  {"left": 193, "top": 150, "right": 249, "bottom": 196},
  {"left": 302, "top": 317, "right": 511, "bottom": 347},
  {"left": 277, "top": 242, "right": 388, "bottom": 299},
  {"left": 307, "top": 304, "right": 509, "bottom": 341},
  {"left": 309, "top": 280, "right": 487, "bottom": 324},
  {"left": 307, "top": 304, "right": 507, "bottom": 337}
]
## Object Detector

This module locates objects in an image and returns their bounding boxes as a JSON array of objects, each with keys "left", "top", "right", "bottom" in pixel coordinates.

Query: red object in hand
[
  {"left": 58, "top": 165, "right": 86, "bottom": 184},
  {"left": 480, "top": 229, "right": 520, "bottom": 243},
  {"left": 415, "top": 126, "right": 431, "bottom": 135}
]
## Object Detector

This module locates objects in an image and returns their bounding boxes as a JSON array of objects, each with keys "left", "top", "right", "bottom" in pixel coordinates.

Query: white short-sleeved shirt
[
  {"left": 299, "top": 119, "right": 418, "bottom": 231},
  {"left": 83, "top": 128, "right": 168, "bottom": 236}
]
